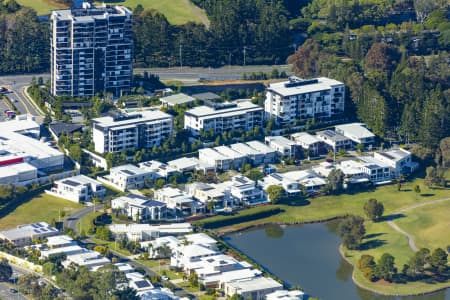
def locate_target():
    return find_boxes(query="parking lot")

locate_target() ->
[0,98,12,121]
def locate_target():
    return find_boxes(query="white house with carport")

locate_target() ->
[111,194,167,221]
[335,123,375,147]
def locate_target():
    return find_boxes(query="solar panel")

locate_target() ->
[271,173,283,181]
[235,177,248,184]
[134,281,151,288]
[64,179,81,187]
[122,170,135,176]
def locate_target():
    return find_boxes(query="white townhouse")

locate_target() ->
[265,136,298,158]
[316,130,352,151]
[154,187,202,216]
[92,110,173,154]
[46,175,106,203]
[266,290,305,300]
[184,100,263,136]
[0,222,60,247]
[198,148,233,171]
[170,243,218,269]
[265,76,345,125]
[290,132,323,158]
[224,277,283,300]
[108,223,192,242]
[261,170,326,196]
[185,182,229,209]
[246,141,278,164]
[98,164,153,191]
[214,146,248,169]
[227,175,267,206]
[138,160,178,179]
[111,194,167,221]
[335,123,375,147]
[373,148,418,177]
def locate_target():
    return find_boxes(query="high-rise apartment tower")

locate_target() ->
[50,3,132,97]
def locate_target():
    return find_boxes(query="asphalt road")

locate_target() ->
[64,204,103,234]
[0,65,292,116]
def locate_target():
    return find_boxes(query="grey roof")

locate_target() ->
[191,92,221,101]
[160,93,195,106]
[49,122,83,137]
[316,130,350,142]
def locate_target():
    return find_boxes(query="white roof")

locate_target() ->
[185,100,262,118]
[290,132,321,146]
[46,235,75,247]
[199,148,230,161]
[167,157,200,171]
[266,290,305,300]
[109,223,192,235]
[160,93,195,106]
[377,148,411,162]
[214,146,247,159]
[268,77,343,97]
[110,164,152,177]
[184,233,217,246]
[231,143,261,156]
[41,245,84,257]
[204,268,262,285]
[0,163,36,177]
[335,123,375,139]
[228,276,282,292]
[56,175,102,187]
[180,244,217,258]
[246,140,277,154]
[0,222,58,241]
[93,110,172,128]
[265,136,296,148]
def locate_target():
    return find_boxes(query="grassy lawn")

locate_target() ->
[202,178,450,233]
[395,200,450,250]
[90,238,133,256]
[16,0,67,15]
[343,221,415,267]
[97,0,208,25]
[0,193,82,230]
[77,210,103,234]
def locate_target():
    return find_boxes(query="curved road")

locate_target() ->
[387,197,450,252]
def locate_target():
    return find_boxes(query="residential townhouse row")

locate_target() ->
[0,222,181,300]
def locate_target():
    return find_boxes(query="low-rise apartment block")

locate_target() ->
[108,223,192,242]
[111,194,167,221]
[265,76,345,125]
[46,175,106,203]
[92,110,173,154]
[184,100,263,136]
[373,148,418,177]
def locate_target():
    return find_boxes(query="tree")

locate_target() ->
[430,248,448,275]
[375,253,396,282]
[440,137,450,168]
[407,248,430,277]
[364,199,384,222]
[266,185,284,204]
[338,215,365,250]
[414,185,421,199]
[153,178,165,189]
[327,169,345,194]
[42,262,56,276]
[424,166,438,188]
[206,200,215,213]
[396,181,401,191]
[0,259,12,281]
[247,169,264,182]
[358,255,377,281]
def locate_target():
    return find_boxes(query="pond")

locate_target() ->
[224,223,450,300]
